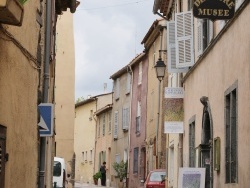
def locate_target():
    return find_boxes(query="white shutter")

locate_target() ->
[126,73,131,93]
[175,11,194,68]
[122,107,129,130]
[197,19,203,57]
[167,21,188,73]
[208,20,213,43]
[114,111,118,139]
[115,78,120,99]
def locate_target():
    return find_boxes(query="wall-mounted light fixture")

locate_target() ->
[0,0,24,26]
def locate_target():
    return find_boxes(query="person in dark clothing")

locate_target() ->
[100,161,107,186]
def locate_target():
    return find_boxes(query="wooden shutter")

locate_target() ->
[175,11,194,68]
[208,20,213,43]
[114,111,118,139]
[126,73,131,93]
[197,19,203,57]
[167,21,188,73]
[122,107,129,130]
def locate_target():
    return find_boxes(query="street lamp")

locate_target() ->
[154,58,166,169]
[154,58,166,82]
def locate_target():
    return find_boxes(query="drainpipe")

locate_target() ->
[39,0,52,187]
[127,65,133,182]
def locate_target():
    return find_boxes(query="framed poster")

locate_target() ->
[178,168,205,188]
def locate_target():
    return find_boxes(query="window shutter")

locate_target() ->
[208,20,213,43]
[175,11,194,68]
[126,73,131,93]
[167,21,188,73]
[115,78,120,99]
[197,19,203,56]
[114,111,118,139]
[122,107,129,130]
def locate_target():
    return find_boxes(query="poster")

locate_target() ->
[164,87,184,133]
[178,168,206,188]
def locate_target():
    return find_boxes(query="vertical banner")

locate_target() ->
[164,87,184,133]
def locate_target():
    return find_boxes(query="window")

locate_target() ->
[133,147,139,173]
[189,121,195,167]
[102,114,106,136]
[126,72,131,94]
[150,91,154,120]
[89,110,93,121]
[115,154,120,163]
[90,150,93,162]
[136,101,141,133]
[114,111,118,139]
[188,0,193,10]
[122,106,130,130]
[108,111,112,133]
[98,118,101,137]
[115,78,120,100]
[225,85,237,183]
[197,19,213,56]
[124,149,128,162]
[82,152,84,162]
[85,151,88,161]
[138,62,142,85]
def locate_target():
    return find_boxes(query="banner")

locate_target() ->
[164,87,184,133]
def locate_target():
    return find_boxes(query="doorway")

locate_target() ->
[200,97,213,188]
[0,125,6,188]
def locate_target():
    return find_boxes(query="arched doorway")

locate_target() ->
[200,96,213,188]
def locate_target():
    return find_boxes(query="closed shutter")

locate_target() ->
[208,20,213,43]
[197,19,203,56]
[167,21,188,73]
[122,107,129,130]
[114,111,118,139]
[115,78,120,99]
[175,11,194,68]
[126,73,131,93]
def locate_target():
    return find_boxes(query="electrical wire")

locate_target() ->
[77,0,150,11]
[0,25,41,70]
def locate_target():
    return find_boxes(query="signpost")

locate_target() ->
[193,0,235,21]
[38,103,54,137]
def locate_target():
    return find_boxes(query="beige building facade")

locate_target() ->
[74,93,112,184]
[55,10,75,187]
[141,19,167,173]
[74,98,96,183]
[153,0,249,187]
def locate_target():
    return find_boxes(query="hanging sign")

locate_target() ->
[164,87,184,134]
[193,0,235,21]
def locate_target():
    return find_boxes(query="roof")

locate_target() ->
[109,53,146,80]
[94,104,112,116]
[75,92,112,108]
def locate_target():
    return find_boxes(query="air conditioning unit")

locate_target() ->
[0,0,24,26]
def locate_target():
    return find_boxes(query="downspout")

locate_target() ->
[127,65,133,185]
[39,0,52,187]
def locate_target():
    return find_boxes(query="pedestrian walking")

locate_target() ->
[100,161,107,186]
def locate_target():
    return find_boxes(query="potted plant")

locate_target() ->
[113,160,128,187]
[93,171,102,185]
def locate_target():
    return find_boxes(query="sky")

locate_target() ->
[73,0,158,100]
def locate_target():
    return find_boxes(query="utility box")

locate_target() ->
[0,0,24,26]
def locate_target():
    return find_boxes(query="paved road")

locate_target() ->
[74,182,114,188]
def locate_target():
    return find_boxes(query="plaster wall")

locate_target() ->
[55,11,75,182]
[128,56,148,188]
[110,71,130,187]
[183,3,250,187]
[74,101,96,183]
[0,1,41,187]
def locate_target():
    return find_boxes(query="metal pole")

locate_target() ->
[156,79,161,169]
[39,0,52,187]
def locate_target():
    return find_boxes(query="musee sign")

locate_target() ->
[193,0,235,21]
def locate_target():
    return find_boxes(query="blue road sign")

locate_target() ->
[38,103,54,137]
